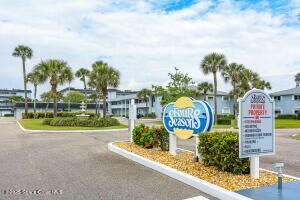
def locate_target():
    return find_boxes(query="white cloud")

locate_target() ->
[0,0,299,97]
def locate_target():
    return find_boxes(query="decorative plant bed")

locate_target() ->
[113,141,294,191]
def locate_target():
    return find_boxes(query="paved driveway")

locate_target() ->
[0,118,211,200]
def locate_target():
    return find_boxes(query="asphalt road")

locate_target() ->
[0,118,212,200]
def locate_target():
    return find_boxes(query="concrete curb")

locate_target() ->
[108,142,252,200]
[16,121,128,133]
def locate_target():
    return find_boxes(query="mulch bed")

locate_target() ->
[114,141,294,191]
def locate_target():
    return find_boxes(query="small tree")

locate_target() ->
[200,53,227,124]
[63,91,85,103]
[88,61,120,117]
[35,59,73,117]
[137,88,152,113]
[75,68,90,99]
[152,67,199,105]
[27,69,44,115]
[12,45,33,118]
[197,82,213,100]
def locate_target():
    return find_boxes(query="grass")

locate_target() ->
[151,119,300,129]
[19,119,128,131]
[275,119,300,129]
[290,134,300,140]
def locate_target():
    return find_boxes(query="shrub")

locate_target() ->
[3,113,14,117]
[132,124,169,150]
[140,129,154,148]
[198,131,250,174]
[152,126,169,151]
[217,114,235,120]
[297,113,300,120]
[42,117,120,127]
[217,118,231,125]
[276,114,296,119]
[132,124,147,146]
[23,112,96,119]
[143,112,156,119]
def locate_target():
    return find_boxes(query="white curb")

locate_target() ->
[108,142,252,200]
[16,121,128,133]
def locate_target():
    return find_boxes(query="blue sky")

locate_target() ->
[0,0,299,96]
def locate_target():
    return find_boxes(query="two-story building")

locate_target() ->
[0,89,31,116]
[269,85,300,116]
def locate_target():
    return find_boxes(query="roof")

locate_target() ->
[269,87,300,96]
[14,102,102,109]
[188,85,229,95]
[0,89,32,93]
[59,87,137,94]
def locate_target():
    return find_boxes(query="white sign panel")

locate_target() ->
[239,89,275,158]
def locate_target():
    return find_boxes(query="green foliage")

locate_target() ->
[297,113,300,120]
[217,114,235,120]
[8,96,26,103]
[132,124,169,151]
[43,117,120,127]
[152,126,169,151]
[3,113,14,117]
[22,112,96,119]
[197,82,213,95]
[276,114,297,120]
[217,118,231,125]
[63,91,85,103]
[198,131,250,174]
[152,67,199,105]
[143,112,156,118]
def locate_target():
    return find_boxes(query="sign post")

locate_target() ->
[163,97,213,157]
[129,99,137,142]
[239,88,275,179]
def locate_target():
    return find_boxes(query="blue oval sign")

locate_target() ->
[163,97,213,139]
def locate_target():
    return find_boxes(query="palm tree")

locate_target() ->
[197,82,213,100]
[12,45,33,118]
[137,88,152,113]
[200,53,227,124]
[75,68,90,99]
[222,63,245,116]
[295,72,300,87]
[35,59,73,117]
[88,61,120,117]
[27,69,44,116]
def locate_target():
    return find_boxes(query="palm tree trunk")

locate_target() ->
[22,57,28,118]
[233,83,237,119]
[213,72,217,125]
[51,83,58,117]
[83,78,87,100]
[33,84,37,117]
[102,89,107,117]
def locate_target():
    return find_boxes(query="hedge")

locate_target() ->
[132,124,169,151]
[217,118,231,125]
[23,112,96,119]
[198,131,250,174]
[276,114,297,119]
[143,112,156,119]
[3,113,14,117]
[217,114,235,120]
[43,117,120,127]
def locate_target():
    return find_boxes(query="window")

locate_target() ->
[294,95,300,100]
[274,96,281,101]
[222,96,229,101]
[275,110,281,114]
[222,107,230,114]
[207,96,214,100]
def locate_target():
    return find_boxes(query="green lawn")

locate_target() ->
[274,119,300,129]
[19,119,128,131]
[149,119,300,129]
[290,134,300,140]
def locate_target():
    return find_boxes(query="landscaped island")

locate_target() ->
[114,124,294,191]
